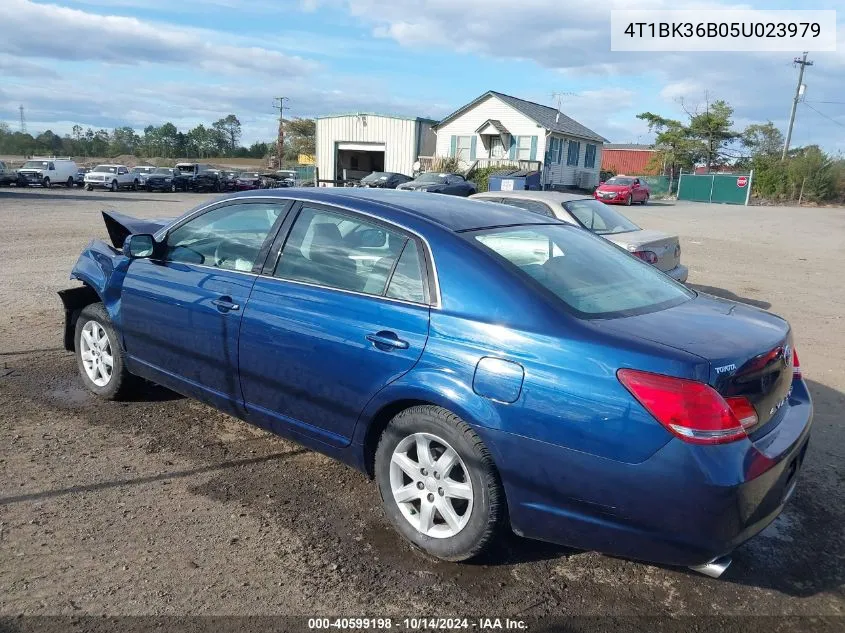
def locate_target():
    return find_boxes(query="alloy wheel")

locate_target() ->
[389,432,474,538]
[79,320,114,387]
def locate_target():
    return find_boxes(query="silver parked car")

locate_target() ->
[471,190,688,283]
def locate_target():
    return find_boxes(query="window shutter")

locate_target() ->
[470,136,477,160]
[508,135,516,160]
[557,139,564,164]
[449,135,457,157]
[529,136,538,161]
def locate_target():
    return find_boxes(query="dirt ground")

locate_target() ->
[0,188,843,625]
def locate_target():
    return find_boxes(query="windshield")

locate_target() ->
[240,172,259,178]
[416,173,447,183]
[22,161,49,169]
[361,172,391,183]
[92,165,117,173]
[131,167,153,173]
[470,224,692,318]
[605,177,635,186]
[152,168,172,175]
[563,199,640,235]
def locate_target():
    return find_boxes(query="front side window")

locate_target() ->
[471,224,692,318]
[499,198,555,218]
[164,202,287,272]
[563,199,640,235]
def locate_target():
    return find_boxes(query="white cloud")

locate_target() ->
[0,0,319,77]
[334,0,845,150]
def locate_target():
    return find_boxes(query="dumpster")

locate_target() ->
[488,169,541,192]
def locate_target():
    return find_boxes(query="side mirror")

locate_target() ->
[599,181,605,185]
[123,234,155,259]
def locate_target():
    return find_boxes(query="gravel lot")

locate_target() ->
[1,188,843,624]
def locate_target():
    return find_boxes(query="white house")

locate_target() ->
[431,91,607,189]
[315,113,437,184]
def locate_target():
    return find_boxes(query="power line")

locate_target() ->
[805,100,845,106]
[802,102,845,130]
[782,52,813,159]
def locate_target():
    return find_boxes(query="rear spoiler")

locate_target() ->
[102,211,169,249]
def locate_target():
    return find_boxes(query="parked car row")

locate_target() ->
[0,157,300,194]
[354,171,477,197]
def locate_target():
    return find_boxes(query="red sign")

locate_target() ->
[737,176,748,188]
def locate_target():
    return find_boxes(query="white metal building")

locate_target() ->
[315,113,437,184]
[433,91,607,189]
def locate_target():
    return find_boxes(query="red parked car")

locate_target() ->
[594,176,650,206]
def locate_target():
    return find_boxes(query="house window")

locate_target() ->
[547,137,559,164]
[567,141,581,166]
[456,136,473,160]
[585,144,597,168]
[517,136,533,160]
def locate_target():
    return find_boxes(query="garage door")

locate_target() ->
[337,143,386,152]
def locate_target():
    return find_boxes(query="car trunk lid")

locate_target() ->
[607,229,680,273]
[593,293,794,432]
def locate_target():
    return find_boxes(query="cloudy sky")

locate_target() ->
[0,0,843,151]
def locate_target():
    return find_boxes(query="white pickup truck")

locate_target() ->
[84,164,139,191]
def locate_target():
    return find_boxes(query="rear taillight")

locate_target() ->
[632,250,658,265]
[617,369,754,444]
[792,348,801,380]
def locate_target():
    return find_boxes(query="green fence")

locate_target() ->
[640,175,674,197]
[677,173,752,205]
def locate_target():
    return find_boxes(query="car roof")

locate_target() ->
[226,188,554,232]
[471,190,592,203]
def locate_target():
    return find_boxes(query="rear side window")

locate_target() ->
[471,224,692,318]
[386,240,426,303]
[276,206,426,300]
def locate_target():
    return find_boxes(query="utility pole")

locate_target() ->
[18,105,26,134]
[782,52,813,160]
[273,96,289,169]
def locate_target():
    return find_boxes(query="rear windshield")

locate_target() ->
[470,224,692,318]
[361,172,391,183]
[562,199,640,235]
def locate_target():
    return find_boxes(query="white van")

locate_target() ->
[17,157,79,188]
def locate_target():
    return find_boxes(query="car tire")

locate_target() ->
[74,302,133,400]
[110,180,118,192]
[42,178,51,189]
[170,183,176,193]
[641,194,649,205]
[625,194,632,206]
[375,405,504,562]
[66,177,74,188]
[85,185,93,191]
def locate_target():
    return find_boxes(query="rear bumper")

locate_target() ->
[478,382,812,567]
[665,264,689,283]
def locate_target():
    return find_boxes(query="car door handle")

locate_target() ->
[366,331,409,350]
[212,297,240,311]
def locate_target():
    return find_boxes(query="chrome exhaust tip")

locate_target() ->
[689,555,732,578]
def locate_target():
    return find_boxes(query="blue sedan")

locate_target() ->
[59,189,812,574]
